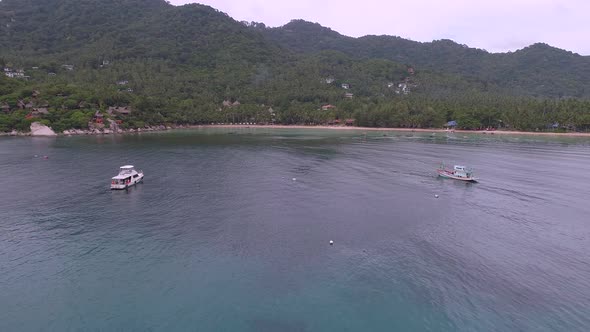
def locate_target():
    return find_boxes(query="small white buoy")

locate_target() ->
[329,240,334,245]
[435,194,439,198]
[292,178,297,181]
[34,155,38,158]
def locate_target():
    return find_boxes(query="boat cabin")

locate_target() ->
[111,165,138,185]
[453,165,472,178]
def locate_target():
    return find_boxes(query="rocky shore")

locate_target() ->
[62,124,172,136]
[0,122,176,137]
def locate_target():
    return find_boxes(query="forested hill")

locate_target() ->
[1,0,590,133]
[0,0,284,67]
[260,20,590,98]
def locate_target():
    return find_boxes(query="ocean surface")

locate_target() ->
[1,128,590,331]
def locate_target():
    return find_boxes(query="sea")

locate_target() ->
[1,128,589,331]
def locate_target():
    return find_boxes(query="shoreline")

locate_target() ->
[2,124,590,138]
[193,125,590,137]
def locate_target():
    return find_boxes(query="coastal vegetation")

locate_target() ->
[1,0,590,133]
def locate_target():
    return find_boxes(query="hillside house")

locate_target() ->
[396,83,410,95]
[4,67,25,78]
[93,111,104,124]
[341,83,350,89]
[17,100,33,109]
[345,119,355,126]
[31,108,49,117]
[221,100,241,108]
[62,64,74,71]
[407,67,415,75]
[324,77,335,84]
[107,106,132,116]
[322,104,336,111]
[344,93,354,99]
[117,80,129,85]
[1,103,11,113]
[48,72,57,76]
[445,120,458,128]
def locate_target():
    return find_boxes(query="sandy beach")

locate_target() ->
[3,124,589,138]
[197,124,590,137]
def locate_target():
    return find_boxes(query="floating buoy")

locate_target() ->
[329,240,334,245]
[292,178,296,181]
[43,156,49,159]
[34,155,38,158]
[435,194,439,198]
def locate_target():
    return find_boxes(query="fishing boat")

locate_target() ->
[110,165,144,190]
[437,164,477,182]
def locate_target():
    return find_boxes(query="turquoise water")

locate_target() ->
[1,129,589,331]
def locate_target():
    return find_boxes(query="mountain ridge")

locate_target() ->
[1,0,590,133]
[257,19,590,98]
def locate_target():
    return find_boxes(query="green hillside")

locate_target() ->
[261,20,590,98]
[1,0,590,133]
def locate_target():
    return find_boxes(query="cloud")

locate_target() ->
[169,0,590,55]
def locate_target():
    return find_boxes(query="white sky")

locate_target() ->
[169,0,590,55]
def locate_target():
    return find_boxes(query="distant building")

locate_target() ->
[445,120,458,128]
[3,67,25,78]
[62,64,74,71]
[93,111,104,124]
[17,100,33,109]
[324,77,335,84]
[396,83,410,95]
[345,119,355,126]
[341,83,350,90]
[221,100,241,108]
[344,93,354,99]
[32,108,49,116]
[321,104,336,111]
[1,103,11,113]
[107,106,132,115]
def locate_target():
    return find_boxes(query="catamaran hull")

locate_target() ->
[110,174,144,190]
[437,170,477,182]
